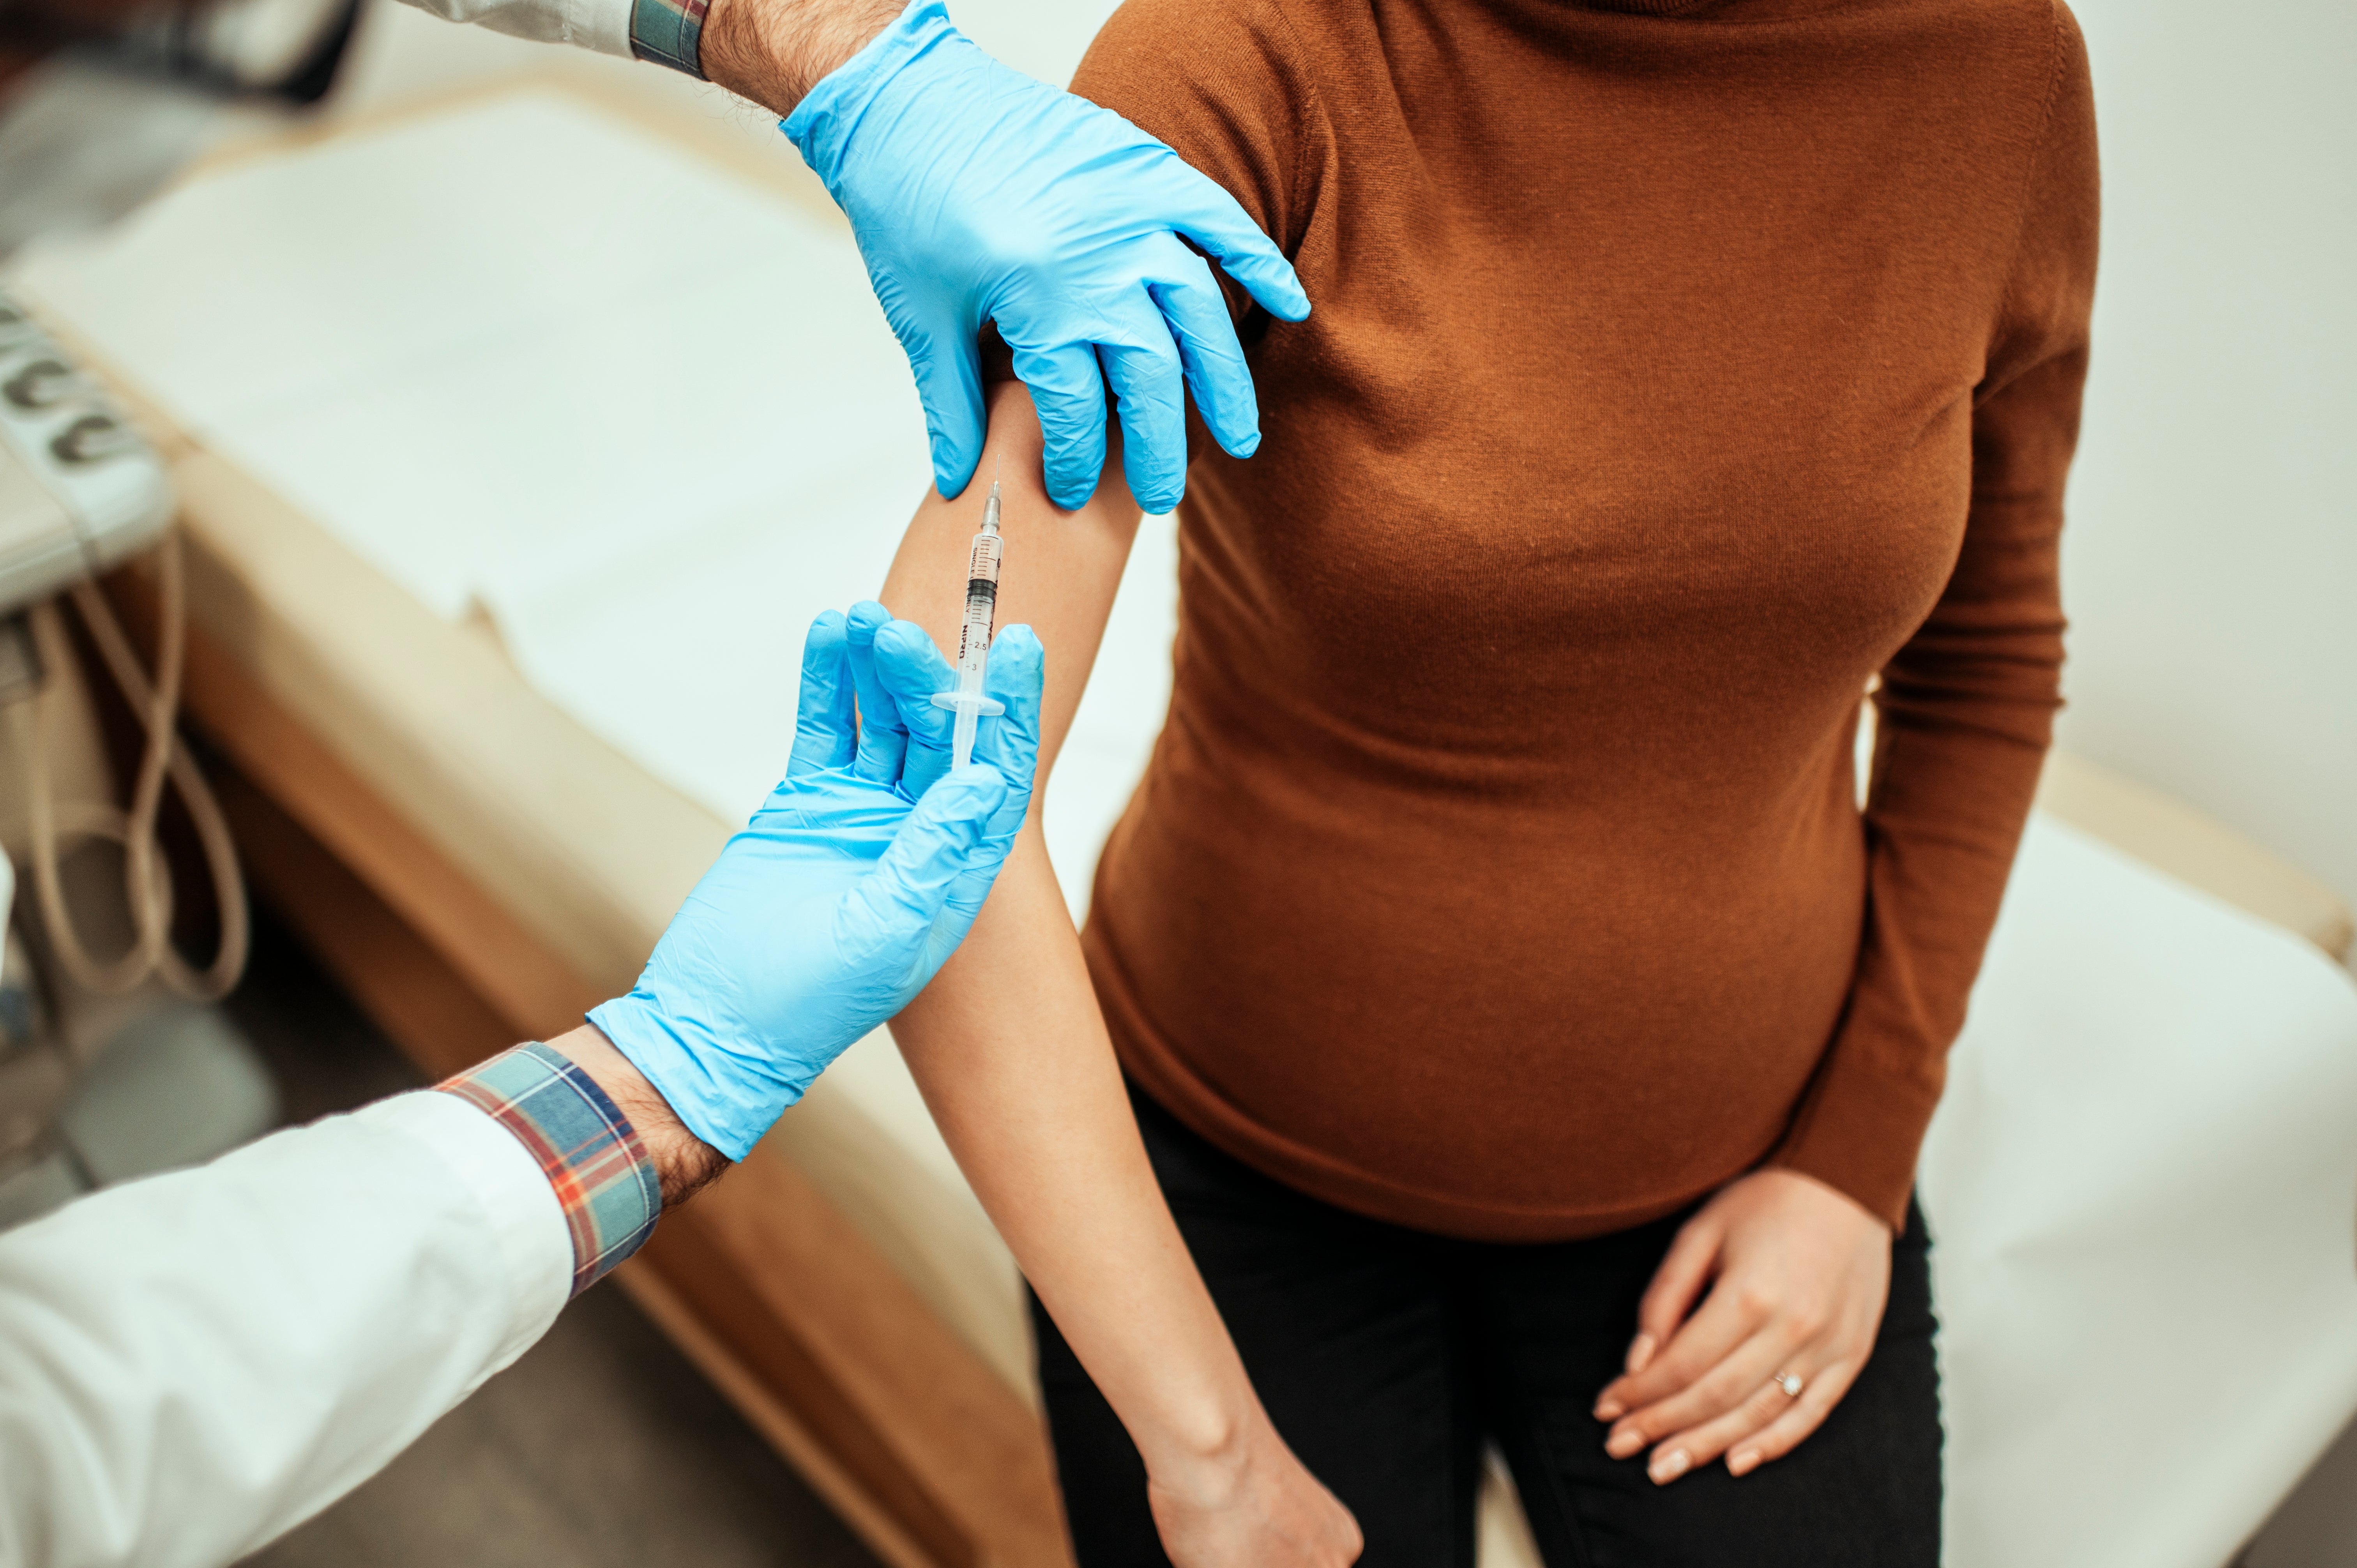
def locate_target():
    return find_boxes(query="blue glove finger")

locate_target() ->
[1153,258,1263,462]
[839,766,1009,966]
[1158,169,1313,323]
[1008,337,1110,512]
[941,626,1042,925]
[1098,303,1190,514]
[905,313,988,501]
[970,625,1044,835]
[845,599,909,786]
[787,609,858,777]
[871,618,959,800]
[786,1,1302,506]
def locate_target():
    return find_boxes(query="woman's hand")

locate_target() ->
[1591,1170,1891,1483]
[1146,1409,1362,1567]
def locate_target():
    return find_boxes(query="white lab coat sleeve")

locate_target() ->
[392,0,633,61]
[0,1091,574,1568]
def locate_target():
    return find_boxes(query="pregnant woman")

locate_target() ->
[862,0,2096,1561]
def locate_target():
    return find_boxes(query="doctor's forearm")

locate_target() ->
[700,0,900,117]
[544,1023,728,1208]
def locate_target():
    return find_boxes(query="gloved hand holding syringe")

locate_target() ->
[929,468,1006,768]
[841,465,1039,809]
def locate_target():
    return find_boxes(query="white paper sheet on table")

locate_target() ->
[10,90,1174,906]
[1924,818,2357,1568]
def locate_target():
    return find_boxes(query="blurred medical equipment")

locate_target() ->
[930,474,1004,769]
[0,0,359,257]
[0,289,258,1230]
[782,0,1310,513]
[0,294,170,615]
[3,0,363,101]
[0,0,351,1233]
[0,288,246,1003]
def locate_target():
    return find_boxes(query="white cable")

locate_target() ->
[18,530,248,1005]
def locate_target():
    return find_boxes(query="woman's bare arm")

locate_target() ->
[880,380,1357,1566]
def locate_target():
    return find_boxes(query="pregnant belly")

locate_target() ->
[1085,755,1868,1235]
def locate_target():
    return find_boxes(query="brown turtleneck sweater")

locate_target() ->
[1071,0,2097,1237]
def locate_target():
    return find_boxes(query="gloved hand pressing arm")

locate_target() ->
[780,0,1311,514]
[590,603,1043,1160]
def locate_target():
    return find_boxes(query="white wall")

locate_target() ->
[2057,0,2357,906]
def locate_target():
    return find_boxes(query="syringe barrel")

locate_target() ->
[957,530,1003,666]
[957,586,994,665]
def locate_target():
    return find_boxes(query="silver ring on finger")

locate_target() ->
[1772,1371,1804,1399]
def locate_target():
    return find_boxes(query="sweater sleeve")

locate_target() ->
[1772,4,2099,1227]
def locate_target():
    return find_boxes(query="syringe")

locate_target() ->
[929,475,1007,768]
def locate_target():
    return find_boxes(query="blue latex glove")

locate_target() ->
[589,606,1042,1160]
[783,0,1311,514]
[852,602,1006,805]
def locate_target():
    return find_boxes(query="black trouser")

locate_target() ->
[1032,1088,1941,1568]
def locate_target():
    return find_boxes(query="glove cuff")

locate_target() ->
[780,0,962,187]
[587,995,798,1162]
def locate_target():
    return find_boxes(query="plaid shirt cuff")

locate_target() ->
[438,1043,661,1297]
[629,0,709,77]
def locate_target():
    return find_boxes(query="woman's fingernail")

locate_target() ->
[1593,1396,1624,1422]
[1625,1334,1656,1374]
[1649,1448,1691,1485]
[1728,1448,1760,1477]
[1606,1428,1645,1460]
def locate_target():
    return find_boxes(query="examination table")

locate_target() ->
[13,83,2356,1568]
